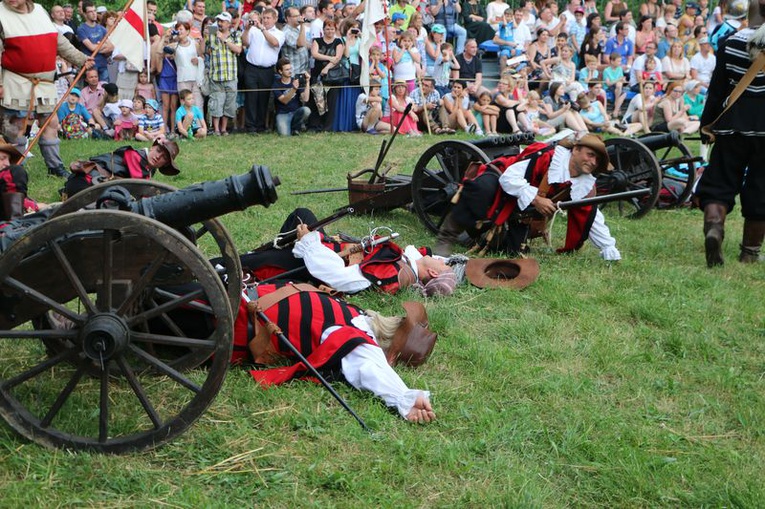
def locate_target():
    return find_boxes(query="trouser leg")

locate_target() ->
[38,137,68,177]
[739,220,765,263]
[703,202,727,267]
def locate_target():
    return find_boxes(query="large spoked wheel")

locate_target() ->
[648,137,699,207]
[48,179,242,372]
[412,140,491,234]
[0,211,232,453]
[596,137,662,219]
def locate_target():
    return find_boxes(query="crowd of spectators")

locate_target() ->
[48,0,730,140]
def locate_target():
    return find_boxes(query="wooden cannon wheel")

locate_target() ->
[411,140,491,234]
[0,211,233,453]
[46,179,242,372]
[646,136,699,207]
[596,138,662,219]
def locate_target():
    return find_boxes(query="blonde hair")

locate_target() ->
[363,310,404,349]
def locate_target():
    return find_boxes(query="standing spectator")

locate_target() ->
[460,0,497,45]
[604,21,634,71]
[689,36,715,91]
[222,0,243,19]
[393,32,421,92]
[176,88,208,139]
[51,5,74,40]
[154,30,180,134]
[243,8,284,133]
[272,57,311,136]
[429,0,467,54]
[190,0,206,39]
[76,1,112,81]
[334,21,363,132]
[424,24,447,76]
[389,0,417,30]
[147,0,164,37]
[63,3,79,32]
[281,7,311,75]
[453,39,485,98]
[310,0,333,41]
[172,22,204,109]
[309,19,344,131]
[206,11,242,136]
[136,99,166,142]
[136,71,157,102]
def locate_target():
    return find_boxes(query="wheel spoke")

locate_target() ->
[1,348,79,390]
[49,241,97,315]
[115,355,163,429]
[40,357,90,428]
[421,167,449,186]
[1,276,85,325]
[422,199,448,213]
[99,360,110,443]
[153,288,215,314]
[127,287,206,326]
[130,331,216,350]
[116,250,171,316]
[128,344,202,393]
[195,223,209,239]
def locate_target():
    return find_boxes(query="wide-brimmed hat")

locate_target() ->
[0,143,23,165]
[145,98,160,111]
[117,99,133,109]
[152,138,180,176]
[386,302,437,367]
[392,78,408,88]
[574,133,610,175]
[465,258,540,289]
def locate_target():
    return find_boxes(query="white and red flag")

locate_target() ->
[109,0,148,72]
[360,0,386,94]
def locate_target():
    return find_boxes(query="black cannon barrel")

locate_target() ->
[635,131,681,151]
[129,165,280,227]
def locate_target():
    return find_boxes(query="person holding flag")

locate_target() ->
[0,0,93,177]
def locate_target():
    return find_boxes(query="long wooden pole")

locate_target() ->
[20,0,138,164]
[417,78,432,135]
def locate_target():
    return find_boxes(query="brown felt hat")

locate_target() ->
[465,258,540,289]
[574,134,610,175]
[152,138,180,176]
[0,143,23,165]
[386,302,437,367]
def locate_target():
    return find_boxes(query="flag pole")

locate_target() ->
[381,1,392,119]
[20,0,139,164]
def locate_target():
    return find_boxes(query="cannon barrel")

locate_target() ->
[635,131,682,152]
[128,165,280,227]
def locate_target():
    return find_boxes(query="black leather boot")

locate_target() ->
[1,192,25,221]
[703,203,727,267]
[434,212,465,257]
[739,220,765,263]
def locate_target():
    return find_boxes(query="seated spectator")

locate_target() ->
[113,99,139,141]
[604,21,635,71]
[58,88,97,140]
[133,95,146,117]
[656,4,678,34]
[584,79,608,109]
[607,9,636,43]
[410,77,447,134]
[576,92,641,135]
[577,54,599,90]
[603,51,627,117]
[521,90,556,135]
[684,25,707,58]
[273,58,311,137]
[652,81,700,134]
[424,24,447,77]
[542,44,584,101]
[433,42,460,97]
[527,28,552,87]
[639,56,664,93]
[175,88,208,139]
[494,8,531,75]
[657,23,680,59]
[689,36,715,91]
[567,6,587,60]
[355,80,392,134]
[79,68,107,128]
[461,0,498,45]
[541,81,588,133]
[492,76,526,134]
[390,79,422,136]
[136,99,166,142]
[629,41,663,91]
[682,79,704,119]
[581,26,605,66]
[486,0,510,30]
[662,38,691,81]
[623,80,659,134]
[634,15,657,55]
[472,90,500,135]
[428,0,467,54]
[441,79,483,135]
[452,39,487,99]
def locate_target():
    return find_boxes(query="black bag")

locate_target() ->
[349,62,362,86]
[323,60,349,86]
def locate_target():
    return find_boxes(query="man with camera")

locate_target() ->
[206,11,242,136]
[272,57,311,136]
[281,7,311,75]
[243,8,285,133]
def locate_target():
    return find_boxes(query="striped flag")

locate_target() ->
[109,0,147,72]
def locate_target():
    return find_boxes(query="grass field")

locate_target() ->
[1,133,763,508]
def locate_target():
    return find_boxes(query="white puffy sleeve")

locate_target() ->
[292,231,372,293]
[498,159,537,210]
[588,209,621,261]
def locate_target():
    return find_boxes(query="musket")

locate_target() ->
[242,290,370,432]
[248,206,355,253]
[336,233,400,259]
[556,188,652,210]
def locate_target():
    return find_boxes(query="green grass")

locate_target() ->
[1,133,764,508]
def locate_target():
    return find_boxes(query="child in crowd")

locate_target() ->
[57,87,96,139]
[355,81,392,134]
[392,32,421,93]
[521,90,555,136]
[577,92,641,135]
[369,46,391,104]
[472,91,500,136]
[442,80,483,136]
[433,42,459,98]
[133,95,146,117]
[136,99,166,142]
[683,79,704,119]
[578,54,600,90]
[495,9,524,75]
[113,99,139,140]
[135,71,156,102]
[603,51,627,118]
[508,71,529,100]
[175,88,208,139]
[640,56,664,93]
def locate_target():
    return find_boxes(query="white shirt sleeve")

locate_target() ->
[292,231,372,293]
[498,158,538,210]
[340,342,431,420]
[588,209,621,260]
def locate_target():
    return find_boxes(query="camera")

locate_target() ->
[170,29,179,36]
[248,19,255,26]
[350,28,360,35]
[297,74,307,87]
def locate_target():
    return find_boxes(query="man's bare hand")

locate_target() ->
[296,223,310,240]
[84,58,96,69]
[532,195,557,216]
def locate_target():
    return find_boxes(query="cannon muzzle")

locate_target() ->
[125,165,280,227]
[635,131,682,152]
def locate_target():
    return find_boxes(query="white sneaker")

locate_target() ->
[475,128,485,136]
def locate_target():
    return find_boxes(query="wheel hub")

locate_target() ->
[80,313,130,361]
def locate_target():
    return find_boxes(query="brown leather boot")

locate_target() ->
[434,212,464,257]
[739,220,765,263]
[703,203,727,267]
[1,192,24,221]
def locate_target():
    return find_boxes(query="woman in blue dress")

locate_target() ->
[333,21,363,132]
